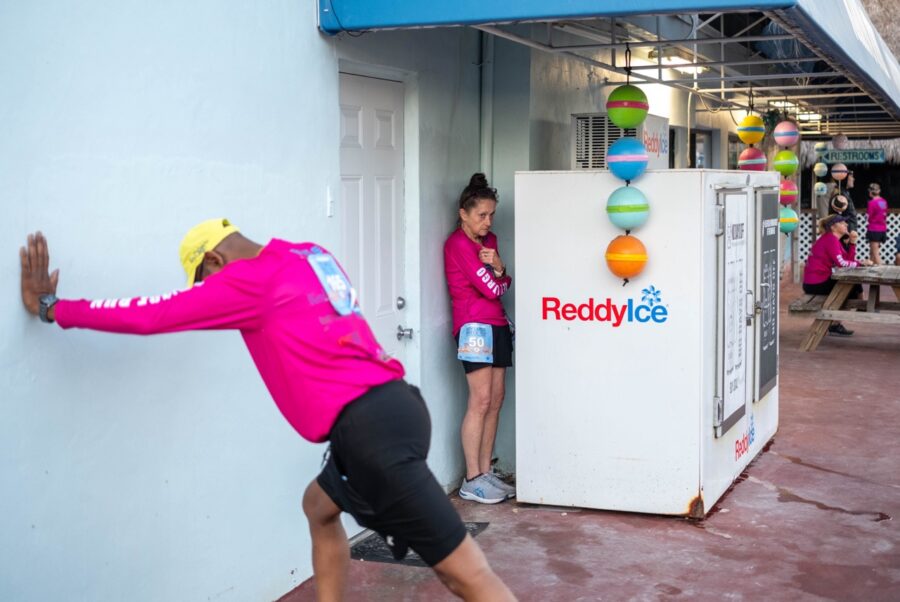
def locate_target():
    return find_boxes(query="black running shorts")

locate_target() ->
[456,323,513,374]
[866,230,886,243]
[317,380,467,566]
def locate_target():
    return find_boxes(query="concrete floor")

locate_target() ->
[282,278,900,601]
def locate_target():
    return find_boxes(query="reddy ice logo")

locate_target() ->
[541,285,669,327]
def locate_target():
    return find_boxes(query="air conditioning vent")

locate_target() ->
[572,113,637,169]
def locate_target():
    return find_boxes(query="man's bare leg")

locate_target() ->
[433,535,516,601]
[302,480,349,602]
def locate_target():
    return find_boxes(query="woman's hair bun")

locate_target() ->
[469,173,489,189]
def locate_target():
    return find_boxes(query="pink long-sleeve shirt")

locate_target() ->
[803,233,859,285]
[443,228,511,337]
[54,239,405,443]
[867,196,888,232]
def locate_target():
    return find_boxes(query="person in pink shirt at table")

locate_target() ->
[802,214,873,336]
[20,220,515,602]
[865,182,889,264]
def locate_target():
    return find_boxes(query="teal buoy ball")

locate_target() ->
[607,137,649,181]
[606,186,650,230]
[738,147,767,171]
[773,150,799,176]
[813,162,828,177]
[814,182,828,196]
[606,84,649,129]
[814,141,828,155]
[779,207,799,233]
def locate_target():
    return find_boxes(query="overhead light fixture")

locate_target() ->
[647,48,709,75]
[797,113,822,122]
[769,100,797,110]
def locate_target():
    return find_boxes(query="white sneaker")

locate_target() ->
[484,472,516,499]
[458,474,507,504]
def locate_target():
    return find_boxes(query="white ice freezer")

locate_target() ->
[515,169,780,518]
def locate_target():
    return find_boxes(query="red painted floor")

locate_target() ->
[282,277,900,601]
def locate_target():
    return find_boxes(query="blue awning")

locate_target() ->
[319,1,793,33]
[318,0,900,133]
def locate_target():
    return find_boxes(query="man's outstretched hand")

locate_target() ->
[20,232,60,317]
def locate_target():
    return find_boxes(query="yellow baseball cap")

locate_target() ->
[179,218,239,287]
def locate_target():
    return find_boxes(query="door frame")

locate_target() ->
[337,59,422,382]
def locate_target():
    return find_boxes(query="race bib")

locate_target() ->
[458,323,493,363]
[306,250,360,316]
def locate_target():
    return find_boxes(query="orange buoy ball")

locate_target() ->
[605,234,648,279]
[779,207,799,233]
[606,84,649,129]
[738,115,765,145]
[779,180,798,206]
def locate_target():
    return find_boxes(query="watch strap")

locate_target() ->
[39,294,59,323]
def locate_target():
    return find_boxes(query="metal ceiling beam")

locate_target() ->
[699,83,857,93]
[627,56,821,70]
[545,32,794,51]
[689,71,841,82]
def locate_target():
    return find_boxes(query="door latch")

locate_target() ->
[396,325,413,341]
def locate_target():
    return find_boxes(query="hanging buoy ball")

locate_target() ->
[605,235,648,279]
[737,114,765,145]
[773,150,799,176]
[606,186,650,230]
[607,137,649,181]
[814,182,828,196]
[832,133,849,149]
[831,163,849,181]
[814,141,828,155]
[779,180,798,206]
[773,121,800,147]
[738,147,767,171]
[779,207,799,233]
[813,162,829,178]
[606,84,649,129]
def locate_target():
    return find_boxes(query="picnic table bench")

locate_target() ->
[798,266,900,351]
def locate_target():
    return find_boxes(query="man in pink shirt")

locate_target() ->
[20,220,515,601]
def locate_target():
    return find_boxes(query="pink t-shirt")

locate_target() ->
[443,228,511,337]
[867,196,888,232]
[54,239,404,442]
[803,233,859,285]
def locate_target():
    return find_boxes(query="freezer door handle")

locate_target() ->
[746,289,755,325]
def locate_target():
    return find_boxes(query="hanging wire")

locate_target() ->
[625,42,632,84]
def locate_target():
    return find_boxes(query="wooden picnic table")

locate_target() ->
[800,265,900,352]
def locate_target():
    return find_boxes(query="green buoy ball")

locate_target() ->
[606,84,649,129]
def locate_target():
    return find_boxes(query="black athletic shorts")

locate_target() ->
[867,230,886,243]
[317,380,467,566]
[456,323,514,374]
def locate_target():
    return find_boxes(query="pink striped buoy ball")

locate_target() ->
[779,180,798,206]
[738,147,767,171]
[831,163,849,181]
[773,150,799,176]
[773,121,800,147]
[813,162,828,178]
[814,182,828,196]
[606,84,649,129]
[738,114,765,145]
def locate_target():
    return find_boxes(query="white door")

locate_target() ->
[338,73,408,363]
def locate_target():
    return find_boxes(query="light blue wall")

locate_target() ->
[0,3,488,602]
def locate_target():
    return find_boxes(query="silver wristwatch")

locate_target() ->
[39,294,59,323]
